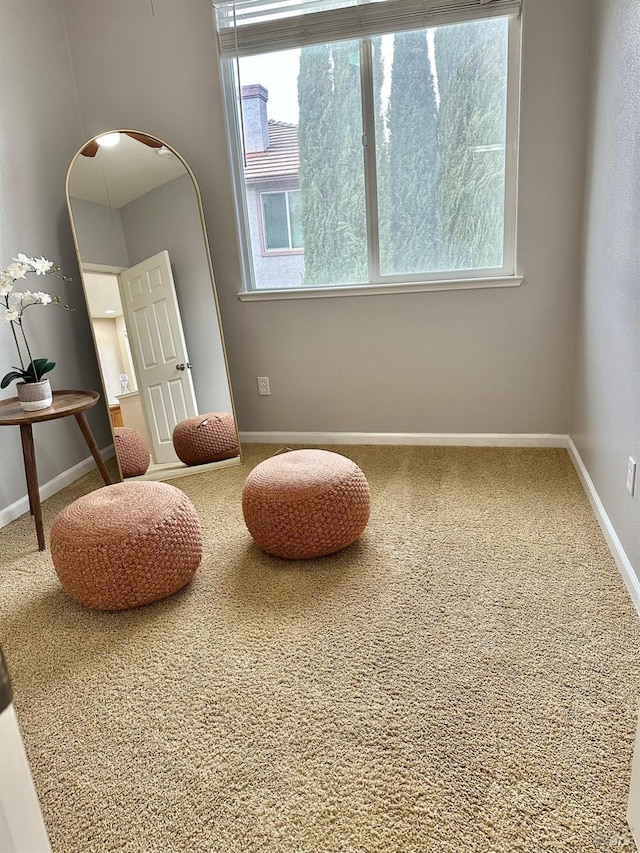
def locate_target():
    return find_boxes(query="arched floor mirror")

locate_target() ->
[66,130,241,483]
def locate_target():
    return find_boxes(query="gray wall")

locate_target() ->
[68,197,130,268]
[570,0,640,574]
[0,0,111,513]
[61,0,592,436]
[120,175,232,414]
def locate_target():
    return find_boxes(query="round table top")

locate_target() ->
[0,390,101,426]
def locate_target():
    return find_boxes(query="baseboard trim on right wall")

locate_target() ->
[566,436,640,616]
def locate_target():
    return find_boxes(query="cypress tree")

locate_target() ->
[372,35,391,276]
[331,42,367,283]
[386,30,440,274]
[298,41,367,285]
[297,43,337,286]
[434,19,509,270]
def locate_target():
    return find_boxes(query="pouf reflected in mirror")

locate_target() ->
[172,412,239,466]
[113,426,150,477]
[242,449,371,559]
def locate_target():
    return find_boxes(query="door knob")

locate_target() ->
[176,363,193,371]
[176,363,185,371]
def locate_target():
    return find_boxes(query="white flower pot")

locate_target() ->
[16,379,53,412]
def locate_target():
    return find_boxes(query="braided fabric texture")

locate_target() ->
[172,412,239,466]
[113,427,150,477]
[242,449,370,559]
[50,482,202,610]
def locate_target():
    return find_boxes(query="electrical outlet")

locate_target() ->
[257,376,270,396]
[627,457,637,496]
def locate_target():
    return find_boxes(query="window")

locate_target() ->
[261,190,303,251]
[216,0,521,293]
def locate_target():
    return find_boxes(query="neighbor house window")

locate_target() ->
[215,0,522,293]
[261,190,303,251]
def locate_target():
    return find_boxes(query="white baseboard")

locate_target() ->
[239,431,568,448]
[566,437,640,616]
[0,444,114,532]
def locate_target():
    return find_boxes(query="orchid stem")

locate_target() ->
[9,321,26,370]
[18,321,34,372]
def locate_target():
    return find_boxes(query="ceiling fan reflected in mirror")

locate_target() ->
[80,131,164,158]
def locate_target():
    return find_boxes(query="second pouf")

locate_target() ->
[242,449,371,559]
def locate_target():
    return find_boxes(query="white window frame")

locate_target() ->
[260,189,302,252]
[218,3,523,300]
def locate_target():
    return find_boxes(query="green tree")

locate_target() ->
[331,42,367,283]
[297,43,336,286]
[434,19,509,270]
[372,35,391,275]
[433,22,477,104]
[386,30,440,274]
[298,41,366,286]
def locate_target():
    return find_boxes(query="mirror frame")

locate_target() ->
[65,129,242,483]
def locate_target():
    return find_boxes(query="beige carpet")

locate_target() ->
[1,445,640,852]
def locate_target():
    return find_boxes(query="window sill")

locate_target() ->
[237,275,524,301]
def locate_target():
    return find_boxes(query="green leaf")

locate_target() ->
[1,371,26,389]
[26,358,55,381]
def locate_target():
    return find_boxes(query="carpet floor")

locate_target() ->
[1,445,640,852]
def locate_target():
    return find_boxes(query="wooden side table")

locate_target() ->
[0,390,111,551]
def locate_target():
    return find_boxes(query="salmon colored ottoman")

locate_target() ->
[50,481,202,610]
[242,449,370,559]
[113,427,150,477]
[172,412,238,466]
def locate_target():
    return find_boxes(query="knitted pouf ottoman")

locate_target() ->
[113,427,150,477]
[50,481,202,610]
[242,449,370,559]
[172,412,238,466]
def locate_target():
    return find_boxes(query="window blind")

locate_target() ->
[215,0,522,58]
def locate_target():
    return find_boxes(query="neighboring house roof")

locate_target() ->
[243,120,299,182]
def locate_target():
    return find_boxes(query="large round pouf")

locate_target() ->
[242,449,370,559]
[172,412,238,466]
[113,426,150,477]
[50,481,202,610]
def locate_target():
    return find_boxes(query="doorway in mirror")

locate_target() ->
[66,130,241,483]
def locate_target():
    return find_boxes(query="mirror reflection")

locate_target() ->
[66,131,241,482]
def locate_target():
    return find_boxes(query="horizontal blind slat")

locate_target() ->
[216,0,521,57]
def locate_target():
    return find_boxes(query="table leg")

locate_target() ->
[19,424,45,551]
[74,411,112,486]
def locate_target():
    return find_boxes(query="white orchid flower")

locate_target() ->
[3,308,18,323]
[32,291,52,305]
[14,253,35,266]
[0,274,13,295]
[31,257,54,275]
[5,262,28,279]
[10,290,36,308]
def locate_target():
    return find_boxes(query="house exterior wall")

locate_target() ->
[570,0,640,578]
[246,178,305,290]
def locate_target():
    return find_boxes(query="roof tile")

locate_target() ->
[243,120,299,181]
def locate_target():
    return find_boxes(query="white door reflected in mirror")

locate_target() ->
[66,130,241,483]
[120,250,197,465]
